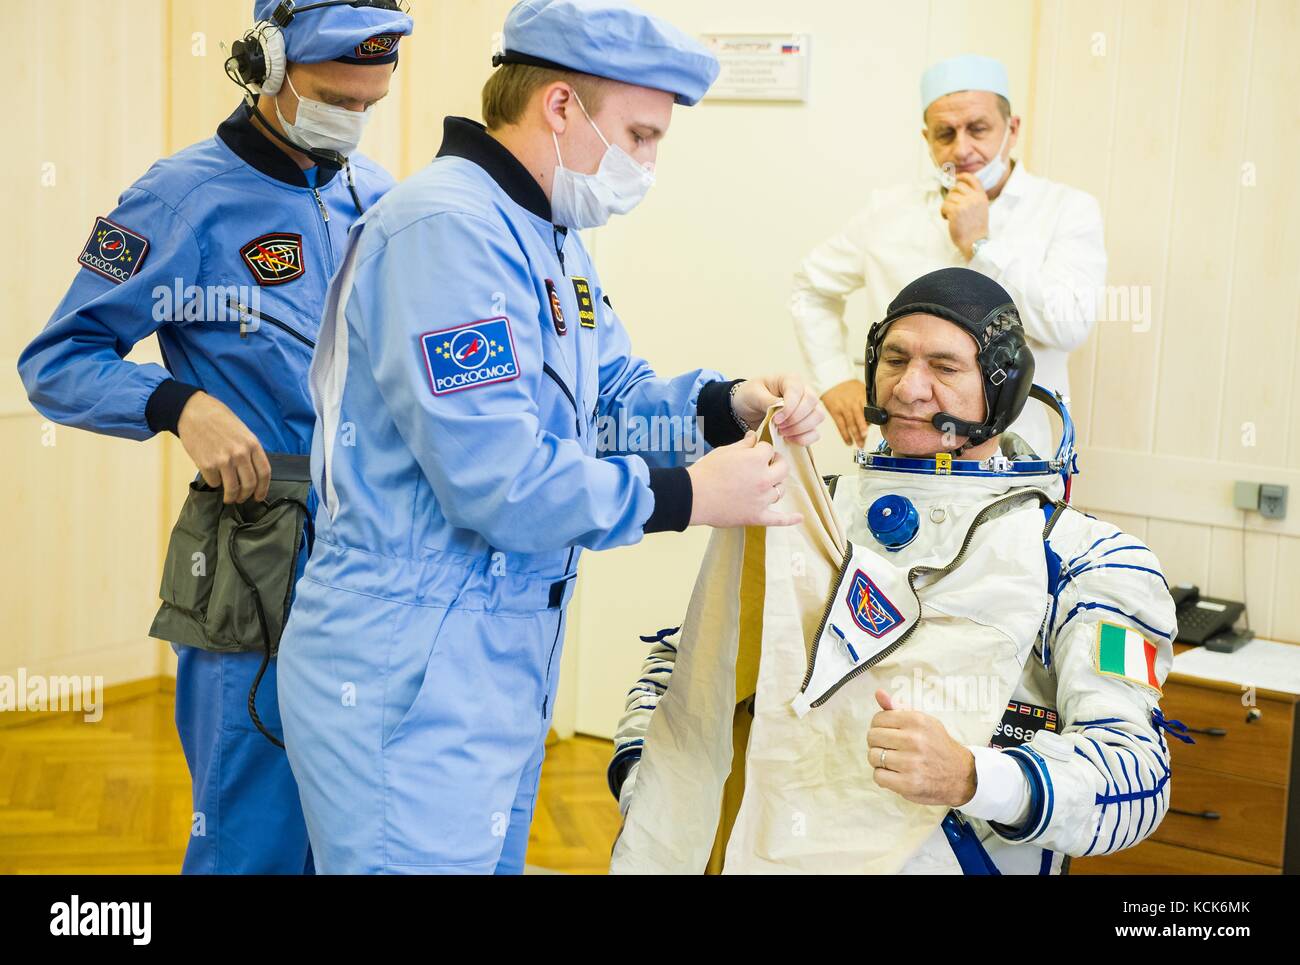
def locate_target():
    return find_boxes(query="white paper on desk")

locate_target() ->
[1172,639,1300,695]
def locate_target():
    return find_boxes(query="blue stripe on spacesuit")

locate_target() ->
[1082,725,1167,849]
[1045,557,1168,670]
[1083,734,1169,853]
[1114,748,1142,851]
[1071,738,1170,856]
[1066,530,1126,567]
[1066,563,1170,590]
[1084,544,1157,565]
[1146,760,1172,839]
[1092,770,1169,806]
[1077,749,1106,857]
[1028,747,1054,840]
[1137,760,1168,843]
[1086,723,1153,743]
[1080,736,1124,854]
[1057,601,1174,643]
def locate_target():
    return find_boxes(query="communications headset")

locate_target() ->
[225,0,409,215]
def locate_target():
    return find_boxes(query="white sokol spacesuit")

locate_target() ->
[608,270,1182,875]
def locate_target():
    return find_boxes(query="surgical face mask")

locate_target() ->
[934,119,1012,192]
[275,72,373,158]
[551,92,655,229]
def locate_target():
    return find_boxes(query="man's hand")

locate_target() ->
[686,431,802,528]
[820,379,868,448]
[867,689,977,808]
[730,374,824,446]
[939,173,991,259]
[176,391,272,505]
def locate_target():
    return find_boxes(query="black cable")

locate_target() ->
[225,51,350,171]
[1240,509,1251,633]
[345,161,364,215]
[243,98,349,171]
[226,496,311,749]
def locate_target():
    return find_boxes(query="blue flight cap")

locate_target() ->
[920,54,1010,112]
[495,0,720,106]
[252,0,414,65]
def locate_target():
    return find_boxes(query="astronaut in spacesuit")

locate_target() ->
[609,267,1184,874]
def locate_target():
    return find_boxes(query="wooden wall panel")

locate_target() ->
[1087,0,1186,454]
[1215,0,1300,466]
[1152,0,1254,457]
[1040,0,1125,447]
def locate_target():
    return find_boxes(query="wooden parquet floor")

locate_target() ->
[0,689,620,874]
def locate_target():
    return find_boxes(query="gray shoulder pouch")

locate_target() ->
[150,453,312,658]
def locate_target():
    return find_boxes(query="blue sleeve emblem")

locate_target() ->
[78,217,149,284]
[421,317,521,395]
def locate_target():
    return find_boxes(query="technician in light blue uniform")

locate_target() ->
[17,0,413,874]
[277,0,825,873]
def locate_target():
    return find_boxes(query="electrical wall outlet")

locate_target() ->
[1259,484,1288,520]
[1233,481,1260,511]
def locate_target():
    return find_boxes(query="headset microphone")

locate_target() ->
[224,0,405,172]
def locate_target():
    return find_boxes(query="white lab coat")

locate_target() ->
[790,163,1106,456]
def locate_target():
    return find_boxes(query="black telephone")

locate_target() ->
[1171,585,1246,645]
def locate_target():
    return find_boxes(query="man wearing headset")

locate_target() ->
[610,269,1180,875]
[16,0,413,874]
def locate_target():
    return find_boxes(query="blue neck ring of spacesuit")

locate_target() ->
[856,384,1079,495]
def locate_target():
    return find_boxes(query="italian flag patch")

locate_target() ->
[1095,621,1160,692]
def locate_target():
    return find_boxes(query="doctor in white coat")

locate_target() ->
[790,54,1106,457]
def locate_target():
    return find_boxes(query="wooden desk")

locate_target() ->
[1073,642,1299,875]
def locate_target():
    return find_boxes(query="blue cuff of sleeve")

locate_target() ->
[145,379,203,436]
[991,746,1054,843]
[697,378,747,449]
[645,467,691,533]
[607,746,643,799]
